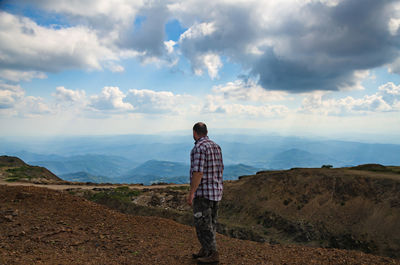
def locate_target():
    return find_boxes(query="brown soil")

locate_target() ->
[1,185,398,265]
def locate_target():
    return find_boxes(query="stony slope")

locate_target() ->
[1,185,398,265]
[220,166,400,258]
[80,165,400,259]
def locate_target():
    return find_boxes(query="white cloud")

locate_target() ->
[10,0,142,27]
[378,82,400,107]
[105,62,125,73]
[388,18,400,35]
[0,83,24,109]
[21,96,52,116]
[164,40,176,54]
[0,11,118,77]
[203,94,289,117]
[192,53,222,79]
[179,22,216,41]
[299,82,400,115]
[88,87,189,114]
[0,83,51,116]
[89,87,133,111]
[53,86,86,103]
[212,79,288,102]
[0,70,47,82]
[125,89,189,114]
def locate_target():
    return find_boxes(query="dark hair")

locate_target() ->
[193,122,208,136]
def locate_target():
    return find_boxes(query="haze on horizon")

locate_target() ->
[0,0,400,143]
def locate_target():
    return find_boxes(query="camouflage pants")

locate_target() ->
[193,197,219,254]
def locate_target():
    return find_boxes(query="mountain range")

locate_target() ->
[1,134,400,184]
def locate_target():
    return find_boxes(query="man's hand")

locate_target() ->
[187,192,195,206]
[188,171,203,207]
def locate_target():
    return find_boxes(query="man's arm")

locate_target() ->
[187,171,203,206]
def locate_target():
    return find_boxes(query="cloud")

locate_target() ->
[3,0,400,94]
[105,62,125,73]
[0,11,118,78]
[53,86,86,103]
[89,87,133,112]
[0,70,47,82]
[6,0,141,29]
[203,94,289,118]
[0,83,24,109]
[117,3,171,59]
[174,0,400,92]
[299,82,400,115]
[253,0,400,92]
[125,89,189,114]
[0,83,51,116]
[88,87,188,114]
[212,79,288,102]
[21,96,52,115]
[1,84,191,116]
[192,53,222,79]
[379,82,400,106]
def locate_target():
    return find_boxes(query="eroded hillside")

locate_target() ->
[221,167,400,258]
[80,166,400,259]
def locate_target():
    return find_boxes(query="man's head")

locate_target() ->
[193,122,208,141]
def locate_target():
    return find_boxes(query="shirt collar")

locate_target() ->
[195,135,208,144]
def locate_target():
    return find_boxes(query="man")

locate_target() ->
[187,122,224,264]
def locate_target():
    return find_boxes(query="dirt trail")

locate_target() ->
[0,179,187,190]
[1,185,398,265]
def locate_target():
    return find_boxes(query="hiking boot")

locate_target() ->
[197,251,219,264]
[192,248,207,259]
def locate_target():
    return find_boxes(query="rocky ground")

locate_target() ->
[77,167,400,259]
[1,185,399,265]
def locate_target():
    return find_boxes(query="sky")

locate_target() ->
[0,0,400,142]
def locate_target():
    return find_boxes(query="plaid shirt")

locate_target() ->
[190,136,224,201]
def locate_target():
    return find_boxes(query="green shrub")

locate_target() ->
[86,187,142,203]
[5,166,32,181]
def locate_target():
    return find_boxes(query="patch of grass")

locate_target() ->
[86,187,142,203]
[351,164,400,174]
[5,166,32,181]
[168,186,189,191]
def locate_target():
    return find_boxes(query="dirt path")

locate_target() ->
[0,179,188,191]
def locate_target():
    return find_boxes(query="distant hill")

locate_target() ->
[0,155,62,183]
[119,160,188,185]
[119,160,261,185]
[268,148,338,169]
[223,164,261,180]
[27,154,135,178]
[3,134,400,168]
[60,172,114,183]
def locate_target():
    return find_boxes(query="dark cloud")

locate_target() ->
[117,4,170,58]
[251,0,400,92]
[179,3,261,63]
[177,0,400,92]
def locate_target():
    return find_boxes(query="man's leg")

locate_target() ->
[211,200,219,237]
[193,197,217,256]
